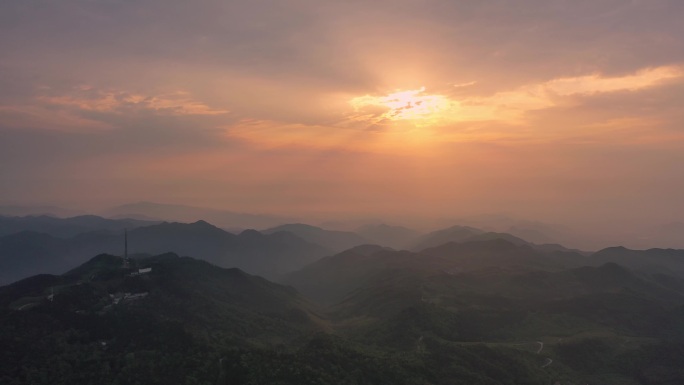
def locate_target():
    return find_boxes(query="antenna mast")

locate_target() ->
[123,229,130,268]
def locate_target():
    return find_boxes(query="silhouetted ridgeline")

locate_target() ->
[0,218,330,285]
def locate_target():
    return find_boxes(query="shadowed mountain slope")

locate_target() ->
[0,253,328,384]
[0,214,159,238]
[591,246,684,277]
[1,253,323,330]
[283,239,586,305]
[408,225,485,251]
[0,220,331,285]
[262,223,370,253]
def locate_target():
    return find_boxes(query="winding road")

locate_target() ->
[535,341,554,368]
[17,303,34,311]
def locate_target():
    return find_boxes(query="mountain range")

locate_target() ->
[4,212,684,384]
[5,232,684,384]
[262,223,371,253]
[103,201,294,230]
[0,219,331,285]
[0,214,158,238]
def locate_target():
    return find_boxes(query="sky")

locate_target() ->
[1,0,684,228]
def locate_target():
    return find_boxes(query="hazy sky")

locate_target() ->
[1,0,683,225]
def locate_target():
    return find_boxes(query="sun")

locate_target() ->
[350,87,453,124]
[379,87,451,120]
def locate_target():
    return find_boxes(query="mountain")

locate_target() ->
[7,238,684,384]
[0,253,567,385]
[355,223,422,249]
[0,214,159,238]
[590,246,684,277]
[0,204,84,218]
[0,267,553,385]
[262,223,370,253]
[329,260,684,346]
[279,241,684,385]
[283,239,584,306]
[314,245,684,348]
[280,244,396,305]
[413,225,584,255]
[104,201,294,230]
[125,221,332,277]
[0,220,331,285]
[419,238,583,271]
[0,231,72,286]
[1,253,322,329]
[462,231,530,245]
[408,225,485,250]
[0,254,328,384]
[451,214,567,242]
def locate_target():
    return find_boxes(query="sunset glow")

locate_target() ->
[350,88,453,123]
[1,0,683,230]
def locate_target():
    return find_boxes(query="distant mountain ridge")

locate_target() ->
[0,214,159,238]
[262,223,370,253]
[0,220,331,285]
[408,225,485,250]
[282,238,584,305]
[591,246,684,276]
[104,201,294,230]
[0,205,84,218]
[411,224,585,254]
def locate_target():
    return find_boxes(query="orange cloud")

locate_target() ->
[221,65,684,154]
[349,87,454,124]
[348,66,684,127]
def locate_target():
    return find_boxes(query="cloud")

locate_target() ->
[541,66,683,96]
[215,64,684,156]
[0,84,228,133]
[452,81,478,88]
[344,65,683,129]
[41,87,228,116]
[349,87,453,125]
[464,65,683,121]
